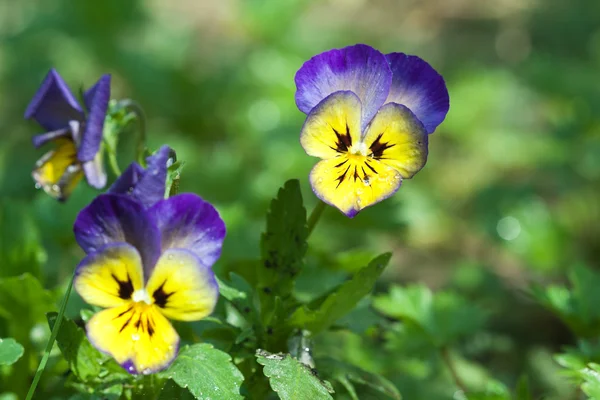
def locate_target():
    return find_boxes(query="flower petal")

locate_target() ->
[24,69,83,131]
[132,146,172,207]
[73,194,161,274]
[82,149,107,189]
[300,91,362,159]
[146,249,218,321]
[385,53,449,134]
[295,44,392,131]
[148,194,226,269]
[32,138,83,201]
[74,243,145,308]
[77,74,111,162]
[362,102,428,179]
[108,162,144,194]
[86,303,179,374]
[31,127,71,148]
[310,156,402,218]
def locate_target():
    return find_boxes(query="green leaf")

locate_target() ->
[256,349,334,400]
[47,313,126,382]
[373,284,486,346]
[0,338,24,366]
[514,375,532,400]
[580,363,600,399]
[288,253,391,334]
[531,264,600,337]
[166,160,185,197]
[0,200,46,278]
[158,343,244,399]
[316,357,401,400]
[0,274,57,340]
[158,379,195,400]
[258,179,308,312]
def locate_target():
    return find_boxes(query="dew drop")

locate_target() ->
[128,365,135,372]
[363,177,370,186]
[51,184,60,192]
[131,333,140,341]
[316,177,323,184]
[34,183,42,190]
[167,253,174,260]
[142,368,152,375]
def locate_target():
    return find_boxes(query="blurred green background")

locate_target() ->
[1,0,599,398]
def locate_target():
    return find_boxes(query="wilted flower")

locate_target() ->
[25,69,110,201]
[72,153,225,373]
[295,44,449,217]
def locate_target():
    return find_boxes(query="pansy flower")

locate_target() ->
[25,69,111,200]
[295,44,449,217]
[72,156,225,374]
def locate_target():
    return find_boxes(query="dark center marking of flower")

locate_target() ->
[332,123,353,153]
[369,133,396,159]
[353,165,362,182]
[153,281,174,308]
[119,312,134,333]
[335,164,351,188]
[146,314,155,337]
[364,161,378,174]
[112,273,134,300]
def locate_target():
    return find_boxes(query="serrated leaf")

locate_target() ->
[0,338,24,366]
[47,312,126,382]
[159,343,244,399]
[256,349,334,400]
[316,357,401,400]
[289,253,391,334]
[259,179,308,308]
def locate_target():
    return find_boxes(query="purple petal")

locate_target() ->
[108,162,145,194]
[148,194,226,269]
[295,44,392,131]
[384,53,449,134]
[131,146,172,208]
[73,194,161,275]
[31,127,71,148]
[24,69,84,131]
[82,151,107,189]
[77,74,111,162]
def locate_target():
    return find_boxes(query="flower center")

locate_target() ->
[132,289,152,304]
[349,142,368,157]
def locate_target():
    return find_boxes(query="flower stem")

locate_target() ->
[307,201,326,238]
[120,100,147,165]
[25,274,75,400]
[107,148,122,176]
[441,346,468,394]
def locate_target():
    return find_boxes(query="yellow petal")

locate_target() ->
[310,155,402,217]
[74,243,145,308]
[362,103,428,178]
[86,302,179,374]
[32,138,83,201]
[300,91,362,159]
[146,249,218,321]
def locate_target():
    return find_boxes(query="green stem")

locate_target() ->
[306,201,326,237]
[441,346,468,394]
[119,100,147,164]
[107,147,122,176]
[25,274,75,400]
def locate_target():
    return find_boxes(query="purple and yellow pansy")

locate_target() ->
[25,69,111,201]
[295,44,449,217]
[72,150,225,374]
